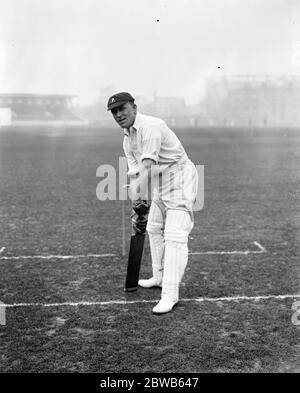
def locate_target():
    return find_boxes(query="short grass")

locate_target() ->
[0,125,299,372]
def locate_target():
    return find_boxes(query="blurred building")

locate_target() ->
[76,91,198,128]
[74,87,116,126]
[70,76,300,129]
[203,75,300,127]
[141,94,198,127]
[0,94,88,127]
[144,94,186,117]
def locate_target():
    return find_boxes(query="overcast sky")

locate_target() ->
[0,0,300,104]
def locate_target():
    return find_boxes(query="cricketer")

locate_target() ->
[107,92,199,314]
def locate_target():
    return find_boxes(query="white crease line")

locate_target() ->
[253,241,267,252]
[0,247,5,255]
[0,242,267,261]
[189,251,261,255]
[2,294,299,308]
[0,253,116,260]
[189,241,267,256]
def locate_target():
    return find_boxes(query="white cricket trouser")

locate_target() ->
[146,158,198,302]
[146,202,165,284]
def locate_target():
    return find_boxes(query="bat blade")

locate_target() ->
[124,233,146,292]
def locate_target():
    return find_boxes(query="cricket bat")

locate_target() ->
[124,232,146,292]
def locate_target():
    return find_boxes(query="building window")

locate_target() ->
[18,99,23,104]
[28,100,32,104]
[0,99,3,104]
[7,99,12,104]
[36,99,42,105]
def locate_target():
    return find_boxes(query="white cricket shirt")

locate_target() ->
[123,113,187,175]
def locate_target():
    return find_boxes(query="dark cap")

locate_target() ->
[107,92,135,111]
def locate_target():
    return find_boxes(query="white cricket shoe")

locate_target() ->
[138,277,162,288]
[152,296,178,314]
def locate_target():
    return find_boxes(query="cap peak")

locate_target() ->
[107,92,135,111]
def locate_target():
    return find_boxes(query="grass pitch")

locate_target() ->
[0,125,299,372]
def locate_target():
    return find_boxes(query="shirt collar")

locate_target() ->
[123,112,143,136]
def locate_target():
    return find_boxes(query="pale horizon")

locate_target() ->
[1,0,300,106]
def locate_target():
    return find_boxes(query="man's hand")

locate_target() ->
[133,199,150,216]
[131,199,150,235]
[127,168,140,178]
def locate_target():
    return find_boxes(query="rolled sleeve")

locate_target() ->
[123,137,139,173]
[141,125,161,164]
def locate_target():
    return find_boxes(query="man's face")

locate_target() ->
[111,102,137,129]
